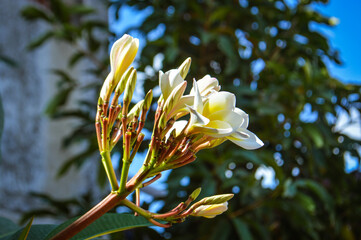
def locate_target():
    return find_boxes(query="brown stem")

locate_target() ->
[50,193,124,240]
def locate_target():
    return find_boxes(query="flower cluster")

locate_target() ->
[95,34,263,226]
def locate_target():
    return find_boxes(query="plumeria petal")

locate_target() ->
[203,92,236,116]
[165,120,188,139]
[188,105,210,126]
[192,120,233,137]
[190,75,221,97]
[168,95,194,118]
[228,128,264,150]
[234,108,249,128]
[208,110,246,130]
[192,79,204,113]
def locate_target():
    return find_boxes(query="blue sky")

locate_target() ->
[312,0,361,84]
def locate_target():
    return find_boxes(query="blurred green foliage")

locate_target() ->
[21,0,361,239]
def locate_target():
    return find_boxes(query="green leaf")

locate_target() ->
[45,213,154,240]
[0,55,17,67]
[51,69,76,83]
[2,225,57,240]
[17,217,33,240]
[57,144,96,177]
[21,6,54,22]
[68,52,86,68]
[45,87,72,116]
[0,217,19,239]
[69,5,96,15]
[304,125,324,148]
[27,32,54,51]
[232,218,253,240]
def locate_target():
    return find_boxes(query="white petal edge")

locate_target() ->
[228,129,264,150]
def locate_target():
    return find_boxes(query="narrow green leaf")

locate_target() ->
[232,218,253,240]
[21,6,54,22]
[69,5,96,15]
[17,217,33,240]
[27,32,54,51]
[45,87,72,116]
[69,52,86,68]
[304,125,324,148]
[0,55,17,67]
[3,225,57,240]
[45,213,154,240]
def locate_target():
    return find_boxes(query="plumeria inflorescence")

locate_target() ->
[94,34,263,227]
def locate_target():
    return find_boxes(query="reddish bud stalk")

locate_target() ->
[153,202,185,219]
[173,156,196,169]
[149,219,172,228]
[141,173,162,188]
[129,134,144,162]
[169,151,193,164]
[95,122,102,151]
[102,117,108,150]
[102,102,109,116]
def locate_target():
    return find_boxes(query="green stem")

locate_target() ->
[119,133,131,193]
[100,151,119,191]
[120,199,152,219]
[119,161,130,193]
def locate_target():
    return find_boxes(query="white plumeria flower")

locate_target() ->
[165,75,221,120]
[186,80,263,150]
[191,202,228,218]
[189,75,221,97]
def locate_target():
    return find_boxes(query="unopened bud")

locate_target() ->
[190,187,201,201]
[158,113,167,129]
[178,57,191,79]
[127,100,144,119]
[123,69,137,106]
[110,34,139,85]
[191,202,228,218]
[98,97,104,106]
[198,194,234,205]
[115,67,133,95]
[99,72,115,102]
[143,89,153,112]
[163,81,187,114]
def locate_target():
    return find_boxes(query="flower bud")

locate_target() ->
[99,72,114,102]
[143,89,153,112]
[159,69,184,100]
[178,57,191,79]
[190,187,201,201]
[115,67,133,96]
[197,194,234,205]
[110,34,139,85]
[127,100,144,120]
[191,202,228,218]
[163,81,187,115]
[123,68,137,106]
